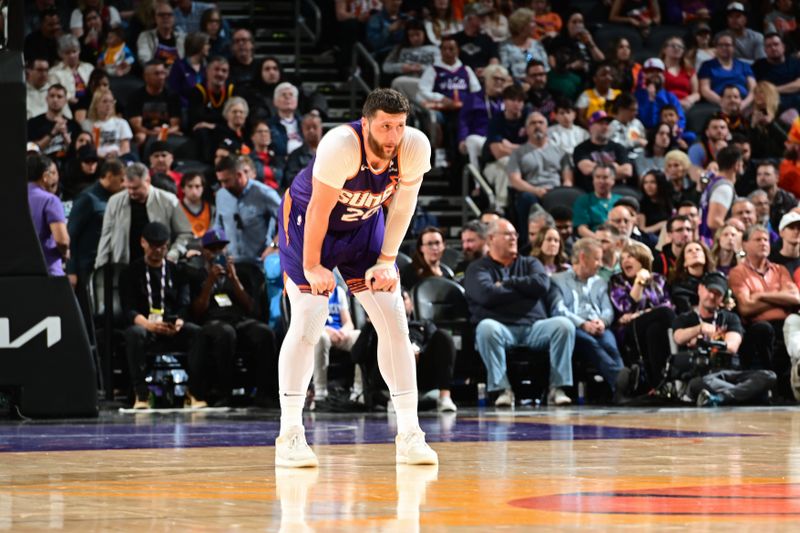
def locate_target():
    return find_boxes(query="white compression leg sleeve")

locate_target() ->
[278,278,331,434]
[355,286,420,433]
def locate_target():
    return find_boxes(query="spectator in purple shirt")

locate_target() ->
[457,63,508,169]
[608,241,675,390]
[27,154,69,276]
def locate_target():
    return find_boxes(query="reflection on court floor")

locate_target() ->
[1,406,799,530]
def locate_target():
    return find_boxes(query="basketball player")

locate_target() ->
[275,89,437,467]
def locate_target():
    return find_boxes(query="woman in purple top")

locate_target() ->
[609,241,675,389]
[26,154,70,276]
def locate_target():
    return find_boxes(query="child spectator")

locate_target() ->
[575,62,620,128]
[547,98,589,157]
[98,26,135,77]
[532,0,561,40]
[609,92,647,159]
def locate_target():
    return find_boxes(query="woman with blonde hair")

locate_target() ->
[530,226,570,274]
[710,222,743,275]
[80,87,132,158]
[499,8,548,84]
[664,149,699,205]
[749,81,787,159]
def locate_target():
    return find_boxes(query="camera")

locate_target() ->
[665,338,738,384]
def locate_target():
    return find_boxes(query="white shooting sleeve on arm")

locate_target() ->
[380,127,432,260]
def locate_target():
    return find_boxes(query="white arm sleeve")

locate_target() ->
[312,125,361,189]
[380,127,432,259]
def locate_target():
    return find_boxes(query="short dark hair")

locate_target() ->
[721,84,741,97]
[47,83,67,96]
[26,154,53,182]
[362,88,410,118]
[25,57,49,69]
[764,31,782,42]
[612,92,636,112]
[99,158,125,178]
[667,214,693,232]
[501,84,526,101]
[660,104,679,116]
[215,155,237,173]
[144,59,166,69]
[461,220,487,239]
[757,160,778,173]
[717,145,742,171]
[554,96,575,112]
[730,132,749,145]
[207,55,229,67]
[549,205,573,221]
[180,171,205,188]
[526,59,545,72]
[440,35,458,48]
[678,200,698,210]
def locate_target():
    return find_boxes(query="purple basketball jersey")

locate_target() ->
[286,121,399,233]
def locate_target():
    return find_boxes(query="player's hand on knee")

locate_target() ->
[303,265,336,295]
[365,262,398,292]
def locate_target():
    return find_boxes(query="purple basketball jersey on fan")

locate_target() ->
[286,120,399,232]
[433,65,470,100]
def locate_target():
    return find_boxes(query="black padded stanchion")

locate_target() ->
[0,0,97,417]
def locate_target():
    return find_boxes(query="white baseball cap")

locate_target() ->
[780,211,800,232]
[643,58,665,71]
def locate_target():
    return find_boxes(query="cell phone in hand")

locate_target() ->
[214,254,227,268]
[163,315,178,324]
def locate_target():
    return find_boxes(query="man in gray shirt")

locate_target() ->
[720,3,765,65]
[507,111,572,233]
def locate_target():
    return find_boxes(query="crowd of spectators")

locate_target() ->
[24,0,800,409]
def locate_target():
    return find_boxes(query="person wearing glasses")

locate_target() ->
[698,32,756,110]
[653,215,694,277]
[137,0,186,68]
[213,155,281,266]
[229,29,257,87]
[400,226,453,288]
[466,218,576,407]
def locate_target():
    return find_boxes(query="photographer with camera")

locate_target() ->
[672,272,776,406]
[188,228,278,407]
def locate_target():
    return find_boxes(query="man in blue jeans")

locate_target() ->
[552,238,623,397]
[465,218,575,407]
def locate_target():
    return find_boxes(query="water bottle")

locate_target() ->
[577,382,586,406]
[477,383,487,408]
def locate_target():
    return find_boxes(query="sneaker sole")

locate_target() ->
[275,455,319,468]
[396,454,439,465]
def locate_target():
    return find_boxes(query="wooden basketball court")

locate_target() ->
[1,406,799,530]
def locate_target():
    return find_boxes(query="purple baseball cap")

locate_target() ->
[201,228,230,248]
[588,110,613,126]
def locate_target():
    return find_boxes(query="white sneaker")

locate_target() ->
[396,429,438,465]
[791,360,800,402]
[275,426,319,468]
[437,396,457,412]
[494,389,515,407]
[548,387,572,406]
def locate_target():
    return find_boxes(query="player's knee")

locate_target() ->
[301,303,329,346]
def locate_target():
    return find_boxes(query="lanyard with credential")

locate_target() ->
[145,262,167,315]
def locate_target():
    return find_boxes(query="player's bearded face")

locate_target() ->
[366,115,406,161]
